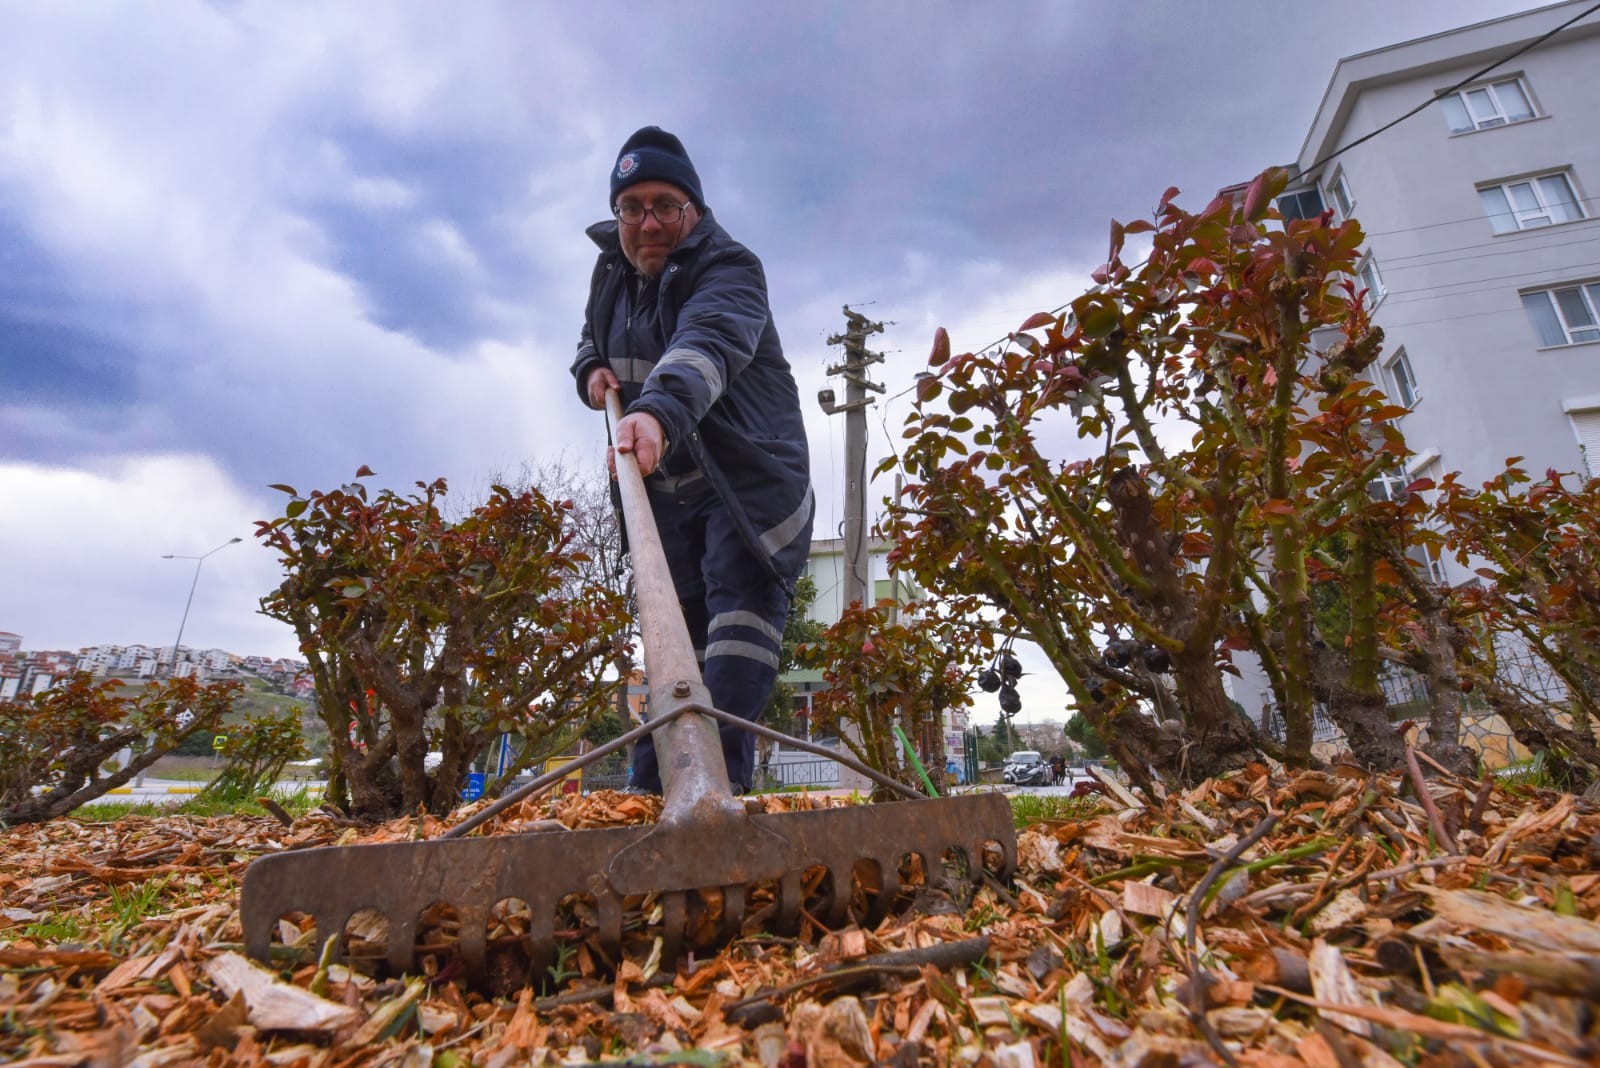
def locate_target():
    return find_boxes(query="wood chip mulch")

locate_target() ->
[3,763,1598,1067]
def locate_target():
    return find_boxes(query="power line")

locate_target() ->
[1380,227,1600,269]
[1360,194,1600,242]
[1380,257,1600,300]
[1378,306,1521,331]
[1297,0,1600,181]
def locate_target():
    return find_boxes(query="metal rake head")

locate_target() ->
[241,792,1016,991]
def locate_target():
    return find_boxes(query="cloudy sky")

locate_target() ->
[1,1,1538,723]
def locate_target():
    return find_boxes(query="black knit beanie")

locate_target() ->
[610,126,705,211]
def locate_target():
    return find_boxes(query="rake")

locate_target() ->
[240,392,1016,988]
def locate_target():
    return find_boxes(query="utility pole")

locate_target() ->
[818,306,885,614]
[818,307,885,797]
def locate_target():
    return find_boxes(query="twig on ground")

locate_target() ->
[723,936,992,1014]
[1405,746,1459,854]
[1179,813,1280,1068]
[256,797,294,827]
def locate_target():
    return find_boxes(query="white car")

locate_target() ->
[1003,750,1055,786]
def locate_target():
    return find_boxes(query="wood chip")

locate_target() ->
[203,951,361,1033]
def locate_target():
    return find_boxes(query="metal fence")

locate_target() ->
[580,753,629,793]
[1260,635,1573,748]
[756,757,841,790]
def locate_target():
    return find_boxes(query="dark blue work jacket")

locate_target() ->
[571,211,813,584]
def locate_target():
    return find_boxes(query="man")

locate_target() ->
[571,126,813,794]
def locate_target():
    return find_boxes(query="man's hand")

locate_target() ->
[611,411,667,478]
[586,366,621,409]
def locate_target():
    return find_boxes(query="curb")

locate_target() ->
[104,786,204,796]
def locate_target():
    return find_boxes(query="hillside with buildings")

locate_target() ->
[0,630,308,701]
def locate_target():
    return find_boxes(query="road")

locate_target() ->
[999,771,1100,797]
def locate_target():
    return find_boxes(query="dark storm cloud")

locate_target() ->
[0,0,1549,657]
[291,123,546,349]
[0,221,139,408]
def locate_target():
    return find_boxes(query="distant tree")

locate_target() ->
[1,674,239,824]
[1063,712,1109,760]
[504,455,638,730]
[258,470,628,817]
[970,725,1007,764]
[581,705,625,747]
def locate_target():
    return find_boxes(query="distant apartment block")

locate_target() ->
[781,536,970,765]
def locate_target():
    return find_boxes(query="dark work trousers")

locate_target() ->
[629,474,791,794]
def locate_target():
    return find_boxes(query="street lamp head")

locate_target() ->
[228,537,242,544]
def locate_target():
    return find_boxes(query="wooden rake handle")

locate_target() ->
[605,390,736,810]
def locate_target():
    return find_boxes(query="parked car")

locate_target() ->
[1003,750,1055,787]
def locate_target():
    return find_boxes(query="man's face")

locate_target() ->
[615,180,702,278]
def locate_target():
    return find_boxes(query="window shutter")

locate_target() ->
[1571,410,1600,479]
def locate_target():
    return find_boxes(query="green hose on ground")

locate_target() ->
[892,725,940,799]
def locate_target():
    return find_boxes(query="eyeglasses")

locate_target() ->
[613,199,691,226]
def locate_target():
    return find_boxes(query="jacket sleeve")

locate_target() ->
[630,249,769,448]
[570,318,605,406]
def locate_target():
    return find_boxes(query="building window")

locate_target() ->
[1478,171,1585,234]
[1368,467,1409,502]
[1326,172,1355,222]
[1570,409,1600,479]
[1422,551,1450,585]
[1357,255,1386,310]
[1276,187,1325,223]
[1386,348,1420,407]
[1439,77,1536,133]
[1522,282,1600,347]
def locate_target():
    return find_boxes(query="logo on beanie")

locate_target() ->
[616,153,638,178]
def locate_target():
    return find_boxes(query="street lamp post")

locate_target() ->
[162,537,243,679]
[133,536,241,787]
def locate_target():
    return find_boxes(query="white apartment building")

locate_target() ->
[782,536,971,770]
[1280,1,1600,507]
[1234,2,1600,725]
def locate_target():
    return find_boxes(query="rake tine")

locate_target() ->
[528,905,555,986]
[867,860,898,927]
[662,892,686,964]
[386,913,415,975]
[598,892,624,962]
[459,903,489,984]
[719,883,746,944]
[776,869,803,933]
